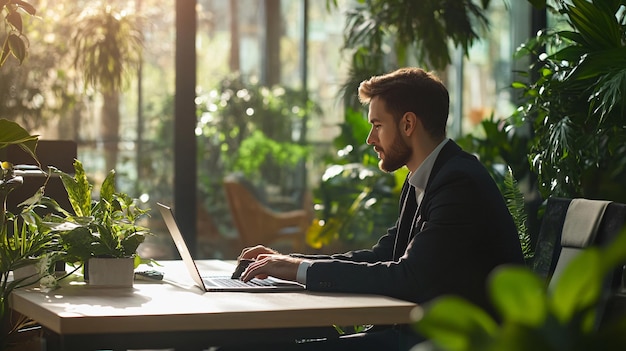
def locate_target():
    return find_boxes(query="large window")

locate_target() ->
[2,1,538,260]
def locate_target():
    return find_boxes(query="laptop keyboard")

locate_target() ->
[206,277,276,288]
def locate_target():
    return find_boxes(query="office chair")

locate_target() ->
[532,197,626,328]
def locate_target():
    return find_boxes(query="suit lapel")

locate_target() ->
[418,140,464,218]
[393,179,418,260]
[393,140,464,259]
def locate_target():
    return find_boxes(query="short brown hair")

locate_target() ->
[358,67,449,139]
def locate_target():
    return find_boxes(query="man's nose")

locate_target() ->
[366,129,375,145]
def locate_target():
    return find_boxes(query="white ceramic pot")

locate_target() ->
[12,262,39,286]
[87,257,134,287]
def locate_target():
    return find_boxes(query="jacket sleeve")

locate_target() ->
[290,221,399,263]
[290,179,411,263]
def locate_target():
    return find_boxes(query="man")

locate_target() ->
[238,67,525,350]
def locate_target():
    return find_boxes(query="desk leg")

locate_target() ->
[41,328,60,351]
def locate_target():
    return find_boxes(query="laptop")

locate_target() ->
[157,202,305,292]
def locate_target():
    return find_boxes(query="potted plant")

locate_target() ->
[0,196,60,351]
[46,159,152,287]
[0,120,55,350]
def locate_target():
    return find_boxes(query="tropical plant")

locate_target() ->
[45,160,151,267]
[414,227,626,351]
[327,0,493,108]
[72,2,143,173]
[511,0,626,202]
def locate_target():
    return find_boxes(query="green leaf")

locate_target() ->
[7,33,27,63]
[100,169,116,202]
[1,39,10,66]
[15,0,37,15]
[550,45,587,63]
[489,266,547,326]
[0,119,39,162]
[122,232,145,256]
[511,82,527,89]
[568,0,621,48]
[550,248,603,325]
[415,296,498,351]
[5,10,23,32]
[54,160,92,217]
[60,226,95,263]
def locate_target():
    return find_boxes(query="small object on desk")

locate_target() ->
[231,259,255,279]
[135,270,164,281]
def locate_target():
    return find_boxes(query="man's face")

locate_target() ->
[366,97,412,173]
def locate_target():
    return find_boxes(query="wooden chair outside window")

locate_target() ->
[222,175,312,252]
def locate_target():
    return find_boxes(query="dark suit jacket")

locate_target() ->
[299,139,525,315]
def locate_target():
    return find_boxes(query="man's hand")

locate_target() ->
[240,254,302,283]
[238,245,280,260]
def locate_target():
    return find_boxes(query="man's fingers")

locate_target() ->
[238,246,279,260]
[241,258,270,281]
[240,255,300,282]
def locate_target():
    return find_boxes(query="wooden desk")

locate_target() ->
[10,260,418,350]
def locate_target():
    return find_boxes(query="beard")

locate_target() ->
[378,133,411,173]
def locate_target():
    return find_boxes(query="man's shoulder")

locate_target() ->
[434,140,478,164]
[428,149,498,195]
[436,149,486,176]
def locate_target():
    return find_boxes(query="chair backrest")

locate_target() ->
[223,178,265,243]
[0,139,77,172]
[532,197,571,281]
[222,176,309,251]
[532,197,626,327]
[1,140,77,213]
[548,199,611,289]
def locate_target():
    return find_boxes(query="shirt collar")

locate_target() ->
[408,138,449,194]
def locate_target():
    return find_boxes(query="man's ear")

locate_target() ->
[402,112,418,136]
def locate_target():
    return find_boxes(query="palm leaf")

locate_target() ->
[591,69,626,123]
[568,0,622,48]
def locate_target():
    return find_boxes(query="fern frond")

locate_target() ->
[503,167,533,260]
